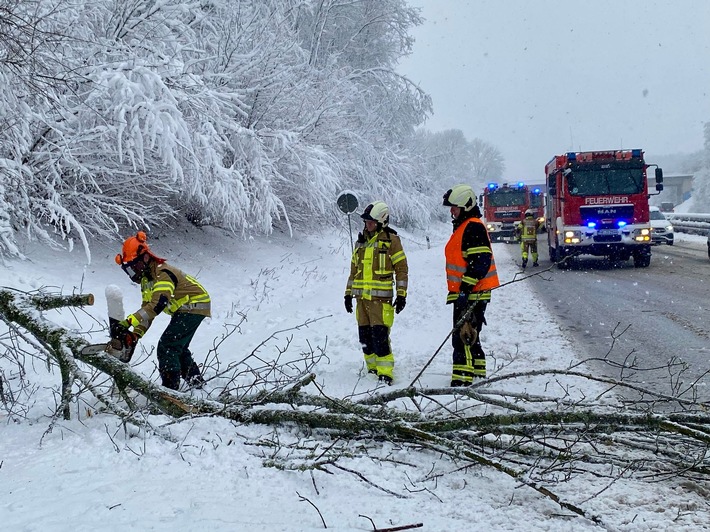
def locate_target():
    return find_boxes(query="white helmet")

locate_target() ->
[361,201,389,226]
[525,209,534,217]
[442,184,476,211]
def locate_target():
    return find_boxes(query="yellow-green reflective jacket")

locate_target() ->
[345,229,408,301]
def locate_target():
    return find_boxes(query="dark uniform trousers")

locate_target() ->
[451,300,487,383]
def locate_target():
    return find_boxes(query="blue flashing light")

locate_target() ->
[532,187,541,194]
[517,181,525,188]
[567,152,577,161]
[487,182,498,190]
[617,220,627,228]
[587,222,597,229]
[631,149,642,158]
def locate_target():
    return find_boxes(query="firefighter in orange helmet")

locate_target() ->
[114,231,211,390]
[443,185,500,386]
[344,201,408,385]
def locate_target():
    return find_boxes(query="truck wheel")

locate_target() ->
[633,252,651,268]
[556,245,567,269]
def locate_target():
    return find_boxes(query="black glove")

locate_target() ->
[454,291,469,313]
[394,295,406,314]
[109,318,129,342]
[344,295,353,313]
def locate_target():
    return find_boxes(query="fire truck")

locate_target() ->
[479,182,530,242]
[544,149,664,268]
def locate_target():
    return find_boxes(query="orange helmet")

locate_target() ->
[115,231,165,266]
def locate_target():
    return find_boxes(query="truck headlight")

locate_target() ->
[633,227,651,242]
[564,230,581,244]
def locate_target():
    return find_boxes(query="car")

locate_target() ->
[649,206,674,245]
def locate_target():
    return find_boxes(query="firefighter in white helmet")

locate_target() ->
[443,185,500,386]
[344,201,408,385]
[516,209,541,268]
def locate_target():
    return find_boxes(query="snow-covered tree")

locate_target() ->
[0,0,435,258]
[469,137,505,189]
[690,122,710,212]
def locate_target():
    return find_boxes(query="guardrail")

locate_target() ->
[666,213,710,235]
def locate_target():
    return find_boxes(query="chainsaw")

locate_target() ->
[80,285,136,363]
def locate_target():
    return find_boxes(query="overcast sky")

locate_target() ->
[398,0,710,179]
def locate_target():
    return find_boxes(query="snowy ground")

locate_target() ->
[1,223,709,531]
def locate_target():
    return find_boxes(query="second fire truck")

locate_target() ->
[479,182,530,242]
[544,149,664,268]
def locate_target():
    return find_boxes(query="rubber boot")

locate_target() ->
[521,258,528,269]
[161,370,181,390]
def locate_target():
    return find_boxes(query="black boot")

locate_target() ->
[378,374,393,386]
[183,361,206,389]
[521,258,528,269]
[160,370,181,390]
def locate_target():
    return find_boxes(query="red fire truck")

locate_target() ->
[479,182,530,242]
[544,149,664,268]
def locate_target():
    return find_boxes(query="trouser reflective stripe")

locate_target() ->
[364,353,377,371]
[375,353,394,379]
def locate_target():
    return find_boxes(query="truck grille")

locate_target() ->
[593,234,622,243]
[495,211,521,219]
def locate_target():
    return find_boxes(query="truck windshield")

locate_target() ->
[530,193,543,208]
[567,168,645,196]
[486,189,527,207]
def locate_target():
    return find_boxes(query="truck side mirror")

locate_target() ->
[655,167,663,192]
[478,194,483,205]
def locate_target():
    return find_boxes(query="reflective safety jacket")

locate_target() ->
[519,217,539,242]
[345,227,408,301]
[126,261,211,337]
[445,216,500,303]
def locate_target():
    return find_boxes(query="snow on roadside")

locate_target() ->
[1,225,708,531]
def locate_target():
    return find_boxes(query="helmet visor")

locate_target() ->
[121,257,146,282]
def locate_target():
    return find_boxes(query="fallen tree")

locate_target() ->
[2,286,710,527]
